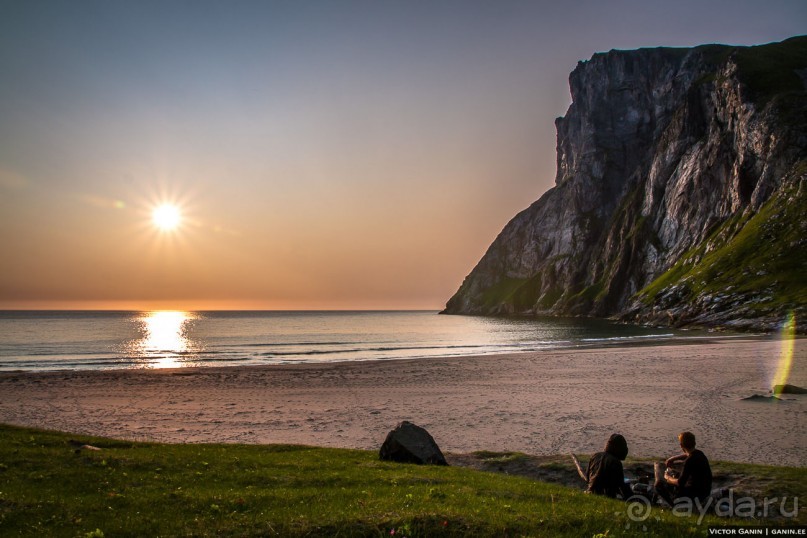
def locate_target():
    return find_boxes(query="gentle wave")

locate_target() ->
[0,311,702,372]
[580,333,675,342]
[253,342,528,357]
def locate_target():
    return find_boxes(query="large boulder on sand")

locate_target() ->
[379,421,448,465]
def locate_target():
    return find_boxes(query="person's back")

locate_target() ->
[656,431,712,506]
[678,448,712,502]
[587,451,626,497]
[586,433,632,499]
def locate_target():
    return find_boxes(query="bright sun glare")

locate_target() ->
[152,204,181,231]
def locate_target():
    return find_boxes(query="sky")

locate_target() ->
[1,0,805,311]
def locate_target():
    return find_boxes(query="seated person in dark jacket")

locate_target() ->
[586,433,633,499]
[655,431,712,506]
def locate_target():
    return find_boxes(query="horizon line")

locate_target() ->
[0,307,443,313]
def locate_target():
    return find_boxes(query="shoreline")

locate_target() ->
[0,331,773,374]
[1,337,804,467]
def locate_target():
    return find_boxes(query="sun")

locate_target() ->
[152,204,181,231]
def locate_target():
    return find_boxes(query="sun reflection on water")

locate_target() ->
[128,311,200,368]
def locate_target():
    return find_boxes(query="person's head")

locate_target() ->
[605,433,629,461]
[678,431,696,454]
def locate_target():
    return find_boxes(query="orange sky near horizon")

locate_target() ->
[0,150,534,311]
[2,2,804,311]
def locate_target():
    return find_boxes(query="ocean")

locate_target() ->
[0,310,697,371]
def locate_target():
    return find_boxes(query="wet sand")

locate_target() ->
[0,337,804,466]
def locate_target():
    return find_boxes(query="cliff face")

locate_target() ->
[443,37,807,331]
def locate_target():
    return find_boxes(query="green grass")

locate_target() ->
[3,424,802,537]
[470,451,529,465]
[708,461,806,502]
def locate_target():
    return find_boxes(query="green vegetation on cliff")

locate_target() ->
[479,276,527,311]
[636,173,807,321]
[444,36,806,330]
[734,35,807,103]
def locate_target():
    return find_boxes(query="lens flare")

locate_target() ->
[772,311,796,394]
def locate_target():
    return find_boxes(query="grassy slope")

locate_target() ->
[636,175,807,321]
[1,425,804,537]
[734,35,807,104]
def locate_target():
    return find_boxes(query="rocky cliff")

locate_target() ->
[443,36,807,332]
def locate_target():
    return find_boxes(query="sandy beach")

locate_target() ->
[1,337,804,467]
